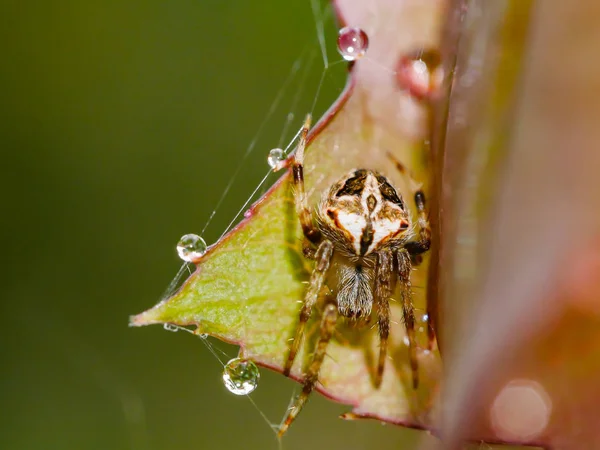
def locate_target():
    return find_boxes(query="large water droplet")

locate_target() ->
[396,48,443,101]
[337,27,369,61]
[267,148,285,169]
[222,358,260,395]
[176,234,207,262]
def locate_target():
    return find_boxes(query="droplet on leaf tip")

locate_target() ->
[222,358,260,395]
[176,233,207,262]
[337,27,369,61]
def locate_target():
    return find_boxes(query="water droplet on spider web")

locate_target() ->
[337,27,369,61]
[222,358,260,395]
[163,323,178,332]
[267,148,285,169]
[176,233,207,262]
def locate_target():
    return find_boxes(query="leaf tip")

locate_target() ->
[129,307,163,327]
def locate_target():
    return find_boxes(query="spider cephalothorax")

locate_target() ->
[277,115,431,436]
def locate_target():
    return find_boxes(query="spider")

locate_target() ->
[277,114,431,436]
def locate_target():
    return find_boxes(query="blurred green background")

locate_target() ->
[0,1,424,449]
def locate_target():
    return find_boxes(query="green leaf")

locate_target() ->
[131,0,444,429]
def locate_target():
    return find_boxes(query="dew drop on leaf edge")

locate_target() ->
[395,48,443,100]
[222,358,260,395]
[267,148,285,168]
[176,233,207,262]
[337,27,369,61]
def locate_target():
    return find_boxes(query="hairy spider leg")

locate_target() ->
[408,187,436,351]
[405,189,431,256]
[292,114,322,245]
[278,301,338,437]
[373,249,396,388]
[284,240,333,376]
[387,152,435,350]
[386,152,431,256]
[397,249,419,389]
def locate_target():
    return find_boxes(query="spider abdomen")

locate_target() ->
[319,169,411,257]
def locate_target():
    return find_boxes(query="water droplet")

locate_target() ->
[337,27,369,61]
[403,335,410,346]
[164,323,178,332]
[267,148,285,169]
[396,48,443,101]
[176,233,207,262]
[243,209,252,219]
[222,358,260,395]
[422,313,429,323]
[194,328,208,339]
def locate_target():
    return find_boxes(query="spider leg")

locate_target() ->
[404,185,435,350]
[284,239,333,376]
[278,300,338,437]
[373,249,396,388]
[301,239,316,260]
[386,152,431,256]
[292,114,322,245]
[388,152,434,349]
[404,188,431,256]
[397,249,419,389]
